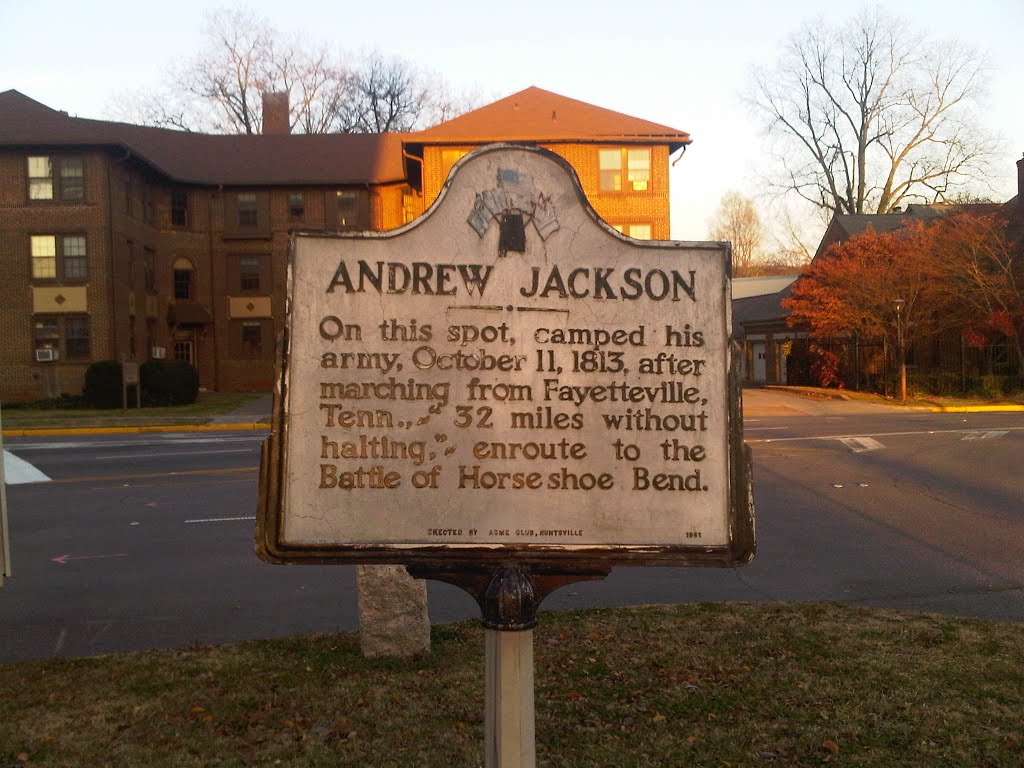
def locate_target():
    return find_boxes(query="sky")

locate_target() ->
[3,0,1022,248]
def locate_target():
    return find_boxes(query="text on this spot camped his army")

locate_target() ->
[308,258,719,542]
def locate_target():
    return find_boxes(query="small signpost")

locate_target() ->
[257,145,754,766]
[122,360,141,410]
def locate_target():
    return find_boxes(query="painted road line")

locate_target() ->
[184,516,257,524]
[51,553,128,565]
[749,426,1024,444]
[51,466,258,484]
[11,436,262,450]
[86,448,257,461]
[962,430,1010,441]
[839,437,885,453]
[3,449,51,484]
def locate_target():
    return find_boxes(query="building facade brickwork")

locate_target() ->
[0,87,691,402]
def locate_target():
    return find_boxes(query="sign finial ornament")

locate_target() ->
[467,167,560,253]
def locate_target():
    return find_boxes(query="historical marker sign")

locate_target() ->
[257,145,754,568]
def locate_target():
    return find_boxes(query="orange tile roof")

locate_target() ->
[408,86,691,150]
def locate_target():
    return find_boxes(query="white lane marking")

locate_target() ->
[51,553,128,565]
[86,448,256,460]
[839,437,885,453]
[184,516,257,524]
[3,449,51,484]
[749,426,1024,444]
[11,436,262,450]
[962,430,1009,441]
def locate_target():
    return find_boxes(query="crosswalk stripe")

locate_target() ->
[838,437,885,453]
[3,450,51,484]
[962,430,1009,441]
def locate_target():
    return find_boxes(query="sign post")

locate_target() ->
[257,145,754,764]
[122,360,141,410]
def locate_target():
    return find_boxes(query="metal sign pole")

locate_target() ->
[482,567,537,768]
[409,565,610,768]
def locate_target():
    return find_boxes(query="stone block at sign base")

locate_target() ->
[357,564,431,658]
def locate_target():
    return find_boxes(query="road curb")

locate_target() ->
[2,423,269,437]
[927,405,1024,413]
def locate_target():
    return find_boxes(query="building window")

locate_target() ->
[30,235,88,281]
[402,188,420,225]
[62,236,88,278]
[598,148,650,192]
[288,192,305,220]
[171,191,189,227]
[65,316,91,359]
[28,156,84,201]
[144,250,156,294]
[241,321,262,356]
[30,236,56,279]
[174,267,193,300]
[142,185,155,224]
[173,340,194,364]
[337,191,358,227]
[441,149,469,180]
[335,190,369,229]
[33,315,90,361]
[122,172,133,215]
[33,317,59,355]
[613,223,652,240]
[237,193,258,227]
[239,256,261,291]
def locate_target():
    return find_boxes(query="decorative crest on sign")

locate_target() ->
[467,168,559,254]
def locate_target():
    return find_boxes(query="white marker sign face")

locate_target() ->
[260,146,752,565]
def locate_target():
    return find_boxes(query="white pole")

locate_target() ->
[485,628,536,768]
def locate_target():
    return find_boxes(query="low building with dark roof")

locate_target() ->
[0,87,691,401]
[744,168,1024,391]
[731,278,803,384]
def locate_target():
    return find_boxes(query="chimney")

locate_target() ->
[1018,152,1024,200]
[262,92,290,135]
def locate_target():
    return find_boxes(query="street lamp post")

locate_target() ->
[894,299,907,401]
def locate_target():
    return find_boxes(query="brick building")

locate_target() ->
[0,87,691,402]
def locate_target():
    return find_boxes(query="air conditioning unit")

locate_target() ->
[35,348,59,362]
[151,346,166,359]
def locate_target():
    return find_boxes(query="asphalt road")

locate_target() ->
[2,390,1023,662]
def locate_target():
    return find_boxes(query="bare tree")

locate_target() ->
[709,192,764,276]
[110,9,472,135]
[749,8,1001,216]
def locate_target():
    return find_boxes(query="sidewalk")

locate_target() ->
[2,393,272,438]
[208,393,272,425]
[743,387,910,417]
[749,385,1024,415]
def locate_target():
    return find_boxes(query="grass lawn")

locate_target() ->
[2,603,1022,767]
[0,392,265,430]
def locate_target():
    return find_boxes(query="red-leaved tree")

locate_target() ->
[928,213,1024,371]
[784,223,952,343]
